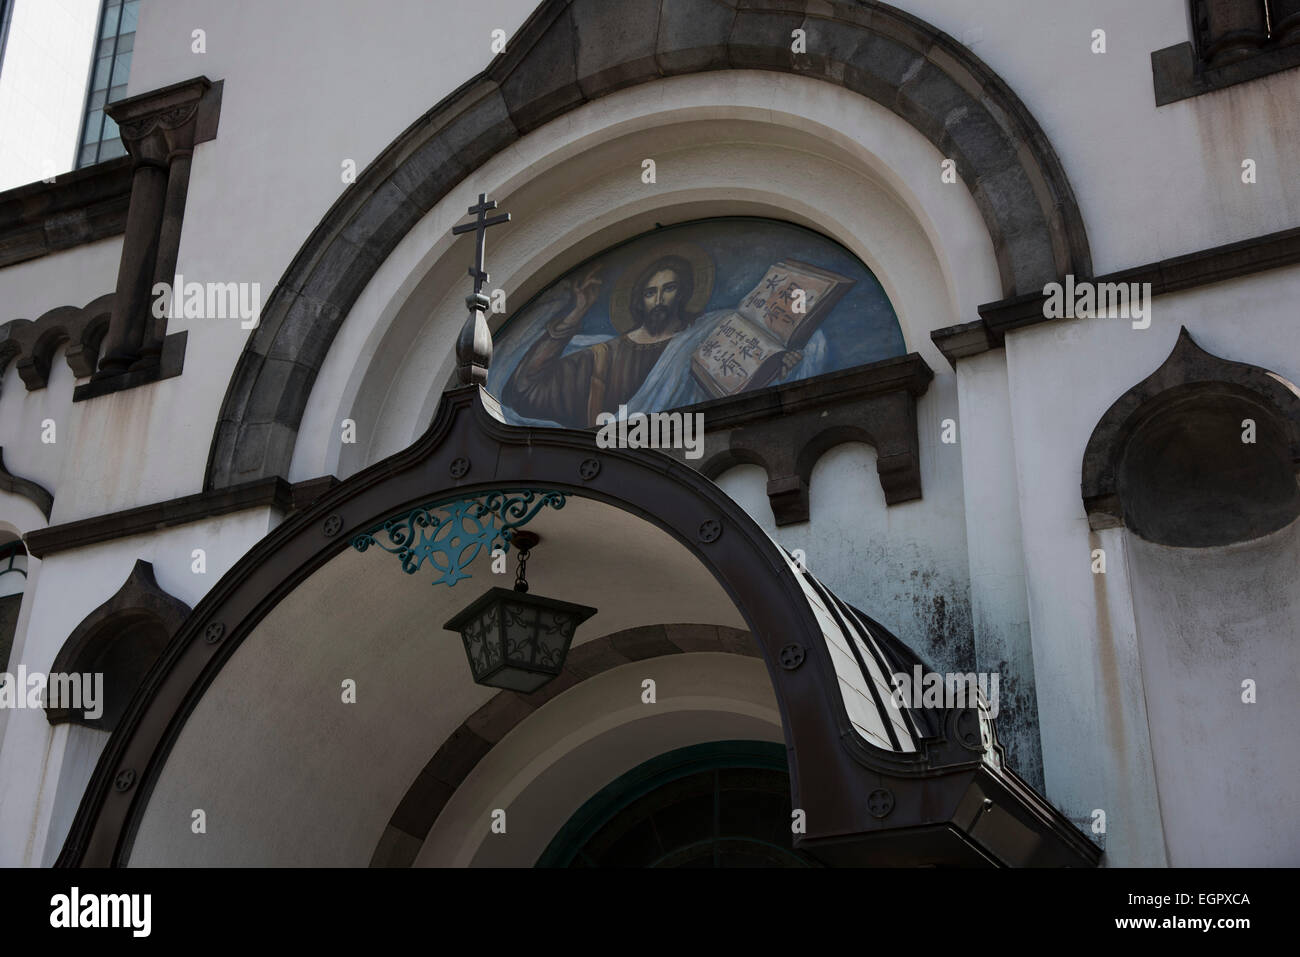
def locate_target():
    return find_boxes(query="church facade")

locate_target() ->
[0,0,1296,868]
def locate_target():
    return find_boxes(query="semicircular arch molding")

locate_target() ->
[371,622,764,867]
[207,0,1090,492]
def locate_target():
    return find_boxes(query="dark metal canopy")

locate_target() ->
[58,386,1099,868]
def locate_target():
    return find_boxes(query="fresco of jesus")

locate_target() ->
[501,248,806,427]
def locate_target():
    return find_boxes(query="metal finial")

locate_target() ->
[452,193,511,386]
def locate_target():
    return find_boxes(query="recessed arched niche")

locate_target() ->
[487,217,929,525]
[47,560,191,731]
[488,217,906,427]
[1082,328,1300,547]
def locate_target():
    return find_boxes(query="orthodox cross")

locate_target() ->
[452,192,511,307]
[452,192,511,386]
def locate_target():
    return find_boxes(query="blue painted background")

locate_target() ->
[490,217,905,401]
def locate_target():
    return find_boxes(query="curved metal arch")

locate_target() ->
[204,0,1092,492]
[60,387,873,866]
[61,386,1100,867]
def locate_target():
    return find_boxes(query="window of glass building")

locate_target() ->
[76,0,139,168]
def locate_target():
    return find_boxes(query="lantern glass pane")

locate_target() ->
[460,602,501,680]
[535,610,577,670]
[502,600,540,668]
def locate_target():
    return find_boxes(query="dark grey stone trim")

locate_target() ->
[933,225,1300,366]
[929,319,995,367]
[289,474,339,511]
[205,0,1090,492]
[371,622,760,866]
[1081,327,1300,542]
[0,158,131,269]
[0,293,113,391]
[1152,39,1300,106]
[93,77,218,386]
[674,355,932,525]
[47,560,191,731]
[23,476,296,559]
[71,330,186,401]
[0,446,53,518]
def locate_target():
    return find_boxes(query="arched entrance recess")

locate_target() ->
[59,388,1099,867]
[205,0,1092,491]
[537,740,815,868]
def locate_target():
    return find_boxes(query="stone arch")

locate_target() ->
[205,0,1091,492]
[371,622,761,866]
[47,560,191,731]
[1082,327,1300,547]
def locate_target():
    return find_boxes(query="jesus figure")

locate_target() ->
[497,250,827,428]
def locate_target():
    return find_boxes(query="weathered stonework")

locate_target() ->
[0,159,131,268]
[0,447,53,518]
[932,225,1300,368]
[205,0,1090,491]
[669,355,934,526]
[92,76,221,392]
[0,294,113,391]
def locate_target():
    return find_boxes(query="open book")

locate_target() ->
[690,259,855,400]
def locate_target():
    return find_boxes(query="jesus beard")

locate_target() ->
[641,304,682,336]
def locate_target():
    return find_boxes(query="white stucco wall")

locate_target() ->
[0,507,278,866]
[1126,520,1300,867]
[1002,266,1300,865]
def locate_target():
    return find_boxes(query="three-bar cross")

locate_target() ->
[452,192,511,301]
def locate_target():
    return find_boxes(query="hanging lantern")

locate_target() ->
[443,531,596,693]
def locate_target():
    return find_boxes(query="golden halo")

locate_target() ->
[608,242,715,334]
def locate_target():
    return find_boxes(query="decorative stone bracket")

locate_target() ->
[76,76,222,401]
[0,294,113,393]
[0,446,53,518]
[667,354,934,526]
[1152,0,1300,106]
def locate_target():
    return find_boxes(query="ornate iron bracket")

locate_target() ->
[350,489,566,587]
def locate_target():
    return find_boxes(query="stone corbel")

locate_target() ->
[680,355,934,526]
[83,77,221,399]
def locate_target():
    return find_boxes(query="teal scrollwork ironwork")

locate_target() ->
[350,489,567,587]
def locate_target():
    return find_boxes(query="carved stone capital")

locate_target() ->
[107,77,214,167]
